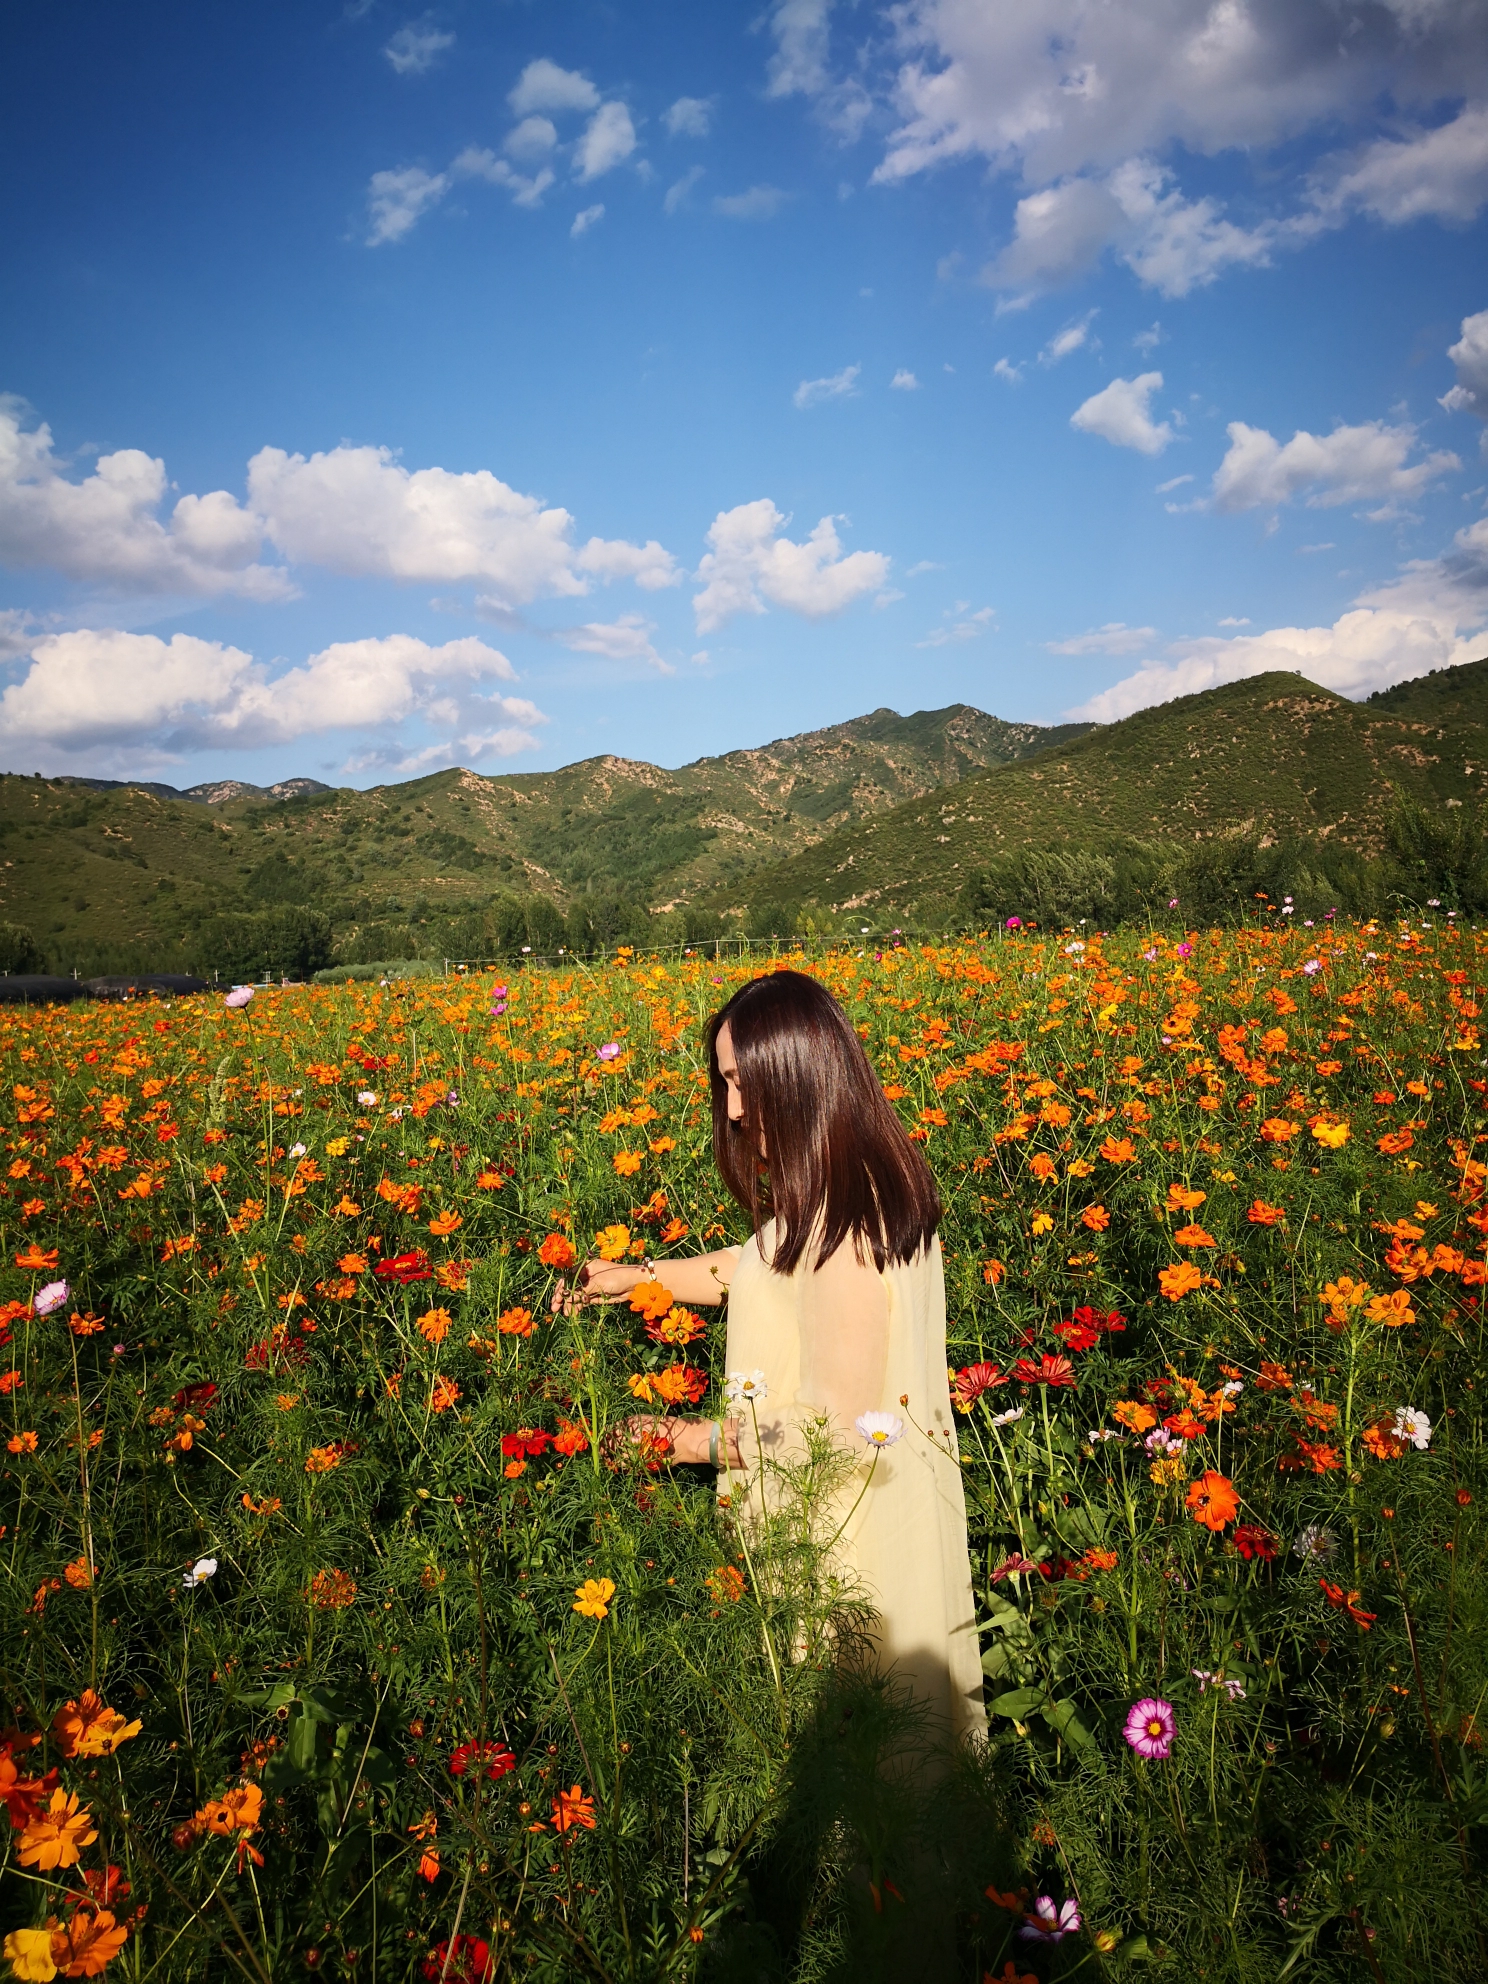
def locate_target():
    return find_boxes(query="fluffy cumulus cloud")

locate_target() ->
[0,401,289,599]
[1211,419,1460,515]
[788,0,1488,296]
[508,59,599,118]
[573,101,637,182]
[1068,512,1488,722]
[692,499,890,633]
[1441,308,1488,419]
[451,148,554,210]
[366,165,450,245]
[664,96,714,138]
[0,630,545,770]
[245,443,677,606]
[1070,372,1172,454]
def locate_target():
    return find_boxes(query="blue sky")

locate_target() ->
[2,0,1486,787]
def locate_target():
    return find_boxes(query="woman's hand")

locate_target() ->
[607,1414,743,1468]
[549,1258,643,1315]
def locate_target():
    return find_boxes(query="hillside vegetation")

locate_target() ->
[724,660,1488,925]
[0,704,1083,975]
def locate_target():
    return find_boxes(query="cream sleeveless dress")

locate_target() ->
[722,1224,986,1745]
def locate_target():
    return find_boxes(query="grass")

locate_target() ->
[1,921,1487,1980]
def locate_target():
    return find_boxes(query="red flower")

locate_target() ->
[1052,1321,1100,1352]
[951,1361,1007,1410]
[1320,1579,1377,1631]
[449,1742,516,1781]
[1014,1353,1077,1388]
[1233,1524,1277,1561]
[421,1935,493,1983]
[172,1381,218,1413]
[500,1429,553,1459]
[375,1251,431,1284]
[1069,1305,1126,1336]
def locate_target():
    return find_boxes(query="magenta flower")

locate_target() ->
[34,1280,69,1316]
[1020,1896,1082,1942]
[1124,1697,1176,1759]
[1005,916,1022,929]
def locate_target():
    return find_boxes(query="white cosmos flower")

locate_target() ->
[357,1090,378,1106]
[855,1411,904,1447]
[1391,1406,1432,1451]
[725,1371,768,1403]
[1086,1427,1121,1443]
[289,1143,307,1158]
[183,1557,218,1589]
[992,1407,1026,1429]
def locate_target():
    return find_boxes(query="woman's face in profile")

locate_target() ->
[715,1021,745,1125]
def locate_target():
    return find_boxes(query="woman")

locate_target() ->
[561,968,985,1744]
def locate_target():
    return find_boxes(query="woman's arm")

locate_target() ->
[624,1413,745,1468]
[554,1246,740,1312]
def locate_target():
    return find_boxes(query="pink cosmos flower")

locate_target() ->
[34,1280,69,1316]
[224,986,254,1009]
[596,1043,620,1062]
[1005,917,1022,929]
[1124,1697,1176,1759]
[1020,1896,1082,1942]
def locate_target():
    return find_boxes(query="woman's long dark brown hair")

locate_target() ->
[707,969,940,1274]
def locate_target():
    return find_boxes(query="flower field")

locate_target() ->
[2,924,1486,1982]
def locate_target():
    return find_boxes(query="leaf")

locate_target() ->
[1040,1695,1097,1750]
[987,1687,1044,1718]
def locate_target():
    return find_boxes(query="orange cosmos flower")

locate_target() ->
[430,1377,461,1412]
[7,1431,38,1454]
[51,1691,140,1760]
[1258,1118,1298,1143]
[1319,1580,1377,1631]
[1310,1117,1350,1149]
[612,1151,643,1177]
[551,1785,596,1832]
[1185,1471,1239,1531]
[497,1306,534,1337]
[19,1789,98,1870]
[1099,1137,1137,1164]
[1028,1152,1057,1181]
[705,1565,747,1602]
[1080,1204,1110,1231]
[417,1307,453,1344]
[307,1569,356,1610]
[427,1210,462,1237]
[1082,1548,1119,1572]
[1166,1184,1206,1212]
[595,1225,630,1261]
[982,1257,1007,1283]
[49,1905,131,1976]
[538,1234,576,1269]
[573,1577,615,1620]
[1158,1262,1204,1300]
[62,1558,93,1590]
[1112,1399,1158,1434]
[304,1446,344,1474]
[1173,1224,1217,1248]
[195,1782,263,1836]
[553,1419,589,1456]
[1377,1129,1415,1156]
[13,1245,59,1272]
[475,1168,505,1189]
[628,1279,675,1321]
[1246,1201,1285,1225]
[1362,1418,1407,1460]
[1366,1290,1415,1328]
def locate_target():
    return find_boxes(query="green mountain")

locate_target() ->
[0,703,1085,969]
[713,658,1488,922]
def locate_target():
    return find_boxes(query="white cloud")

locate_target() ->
[574,102,637,182]
[1067,511,1488,722]
[1442,308,1488,418]
[664,96,715,138]
[571,203,605,237]
[1040,310,1097,364]
[1212,419,1459,512]
[0,630,545,768]
[890,368,920,391]
[451,148,554,209]
[905,559,944,577]
[366,164,450,244]
[794,364,860,410]
[764,0,833,99]
[1155,472,1192,493]
[384,20,454,75]
[1217,615,1250,626]
[993,357,1024,383]
[713,185,788,220]
[1070,372,1172,455]
[1313,102,1488,228]
[692,498,890,632]
[1046,621,1157,655]
[1133,322,1164,351]
[917,603,995,646]
[553,612,671,672]
[0,400,289,600]
[0,607,42,660]
[664,166,705,214]
[245,441,677,606]
[508,59,599,118]
[504,116,558,160]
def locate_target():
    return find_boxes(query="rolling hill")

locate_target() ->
[0,703,1085,966]
[710,657,1488,922]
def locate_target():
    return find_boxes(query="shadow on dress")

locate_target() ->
[702,1652,1025,1984]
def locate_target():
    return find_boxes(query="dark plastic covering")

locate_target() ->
[85,975,210,1001]
[0,975,93,1005]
